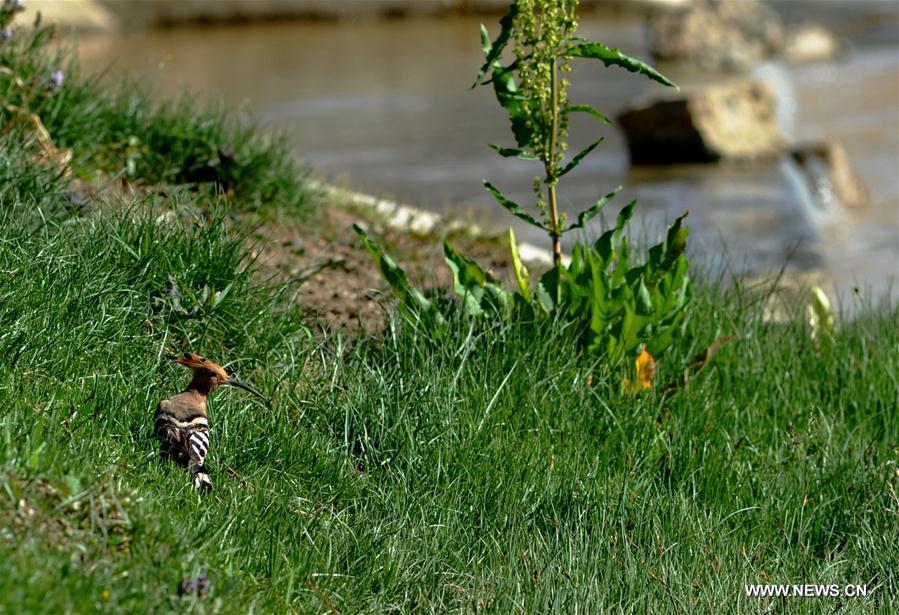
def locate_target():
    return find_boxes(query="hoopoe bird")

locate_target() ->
[155,353,267,491]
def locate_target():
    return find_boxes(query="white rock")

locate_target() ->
[783,24,843,64]
[648,0,784,72]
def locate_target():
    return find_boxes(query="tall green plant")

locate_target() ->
[474,0,676,265]
[358,0,692,367]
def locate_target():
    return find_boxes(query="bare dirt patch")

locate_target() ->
[251,201,515,335]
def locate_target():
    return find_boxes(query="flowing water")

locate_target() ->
[77,5,899,304]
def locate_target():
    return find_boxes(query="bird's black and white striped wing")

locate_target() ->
[187,427,210,467]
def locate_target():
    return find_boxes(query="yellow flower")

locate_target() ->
[623,347,655,392]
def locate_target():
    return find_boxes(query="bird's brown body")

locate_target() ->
[155,354,266,491]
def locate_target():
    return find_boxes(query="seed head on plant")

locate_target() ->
[513,0,577,167]
[476,0,678,266]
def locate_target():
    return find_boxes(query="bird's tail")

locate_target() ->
[190,464,213,492]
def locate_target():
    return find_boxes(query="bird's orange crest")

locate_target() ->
[175,353,229,380]
[172,353,268,402]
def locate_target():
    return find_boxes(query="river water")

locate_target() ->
[77,5,899,305]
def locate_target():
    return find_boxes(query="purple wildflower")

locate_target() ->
[196,571,210,597]
[1,29,12,41]
[177,579,197,597]
[178,571,210,598]
[49,70,64,90]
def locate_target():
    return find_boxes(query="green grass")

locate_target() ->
[1,13,898,615]
[0,22,310,214]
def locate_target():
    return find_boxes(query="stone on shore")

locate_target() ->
[28,0,119,31]
[599,0,698,14]
[782,24,843,64]
[789,141,868,210]
[647,0,784,72]
[617,80,786,164]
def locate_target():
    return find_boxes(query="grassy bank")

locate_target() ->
[1,18,898,615]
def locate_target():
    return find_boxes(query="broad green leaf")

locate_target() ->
[557,137,604,179]
[609,293,636,359]
[587,248,611,319]
[534,282,555,315]
[491,65,535,148]
[566,103,612,124]
[473,3,519,87]
[537,266,562,314]
[673,265,690,310]
[354,225,445,328]
[621,298,643,356]
[594,199,637,262]
[565,43,678,89]
[645,309,687,356]
[564,186,621,232]
[566,243,587,278]
[488,144,539,160]
[443,242,511,316]
[508,227,531,301]
[444,243,488,291]
[635,278,654,316]
[610,237,630,287]
[483,180,546,229]
[663,211,689,259]
[646,211,689,284]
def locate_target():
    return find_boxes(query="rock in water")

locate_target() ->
[783,24,843,64]
[789,141,868,210]
[648,0,784,71]
[617,80,786,164]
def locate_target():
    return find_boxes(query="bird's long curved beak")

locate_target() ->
[224,378,269,404]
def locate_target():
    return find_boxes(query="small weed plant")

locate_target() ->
[359,0,691,365]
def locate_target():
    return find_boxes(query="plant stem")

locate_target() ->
[546,55,562,267]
